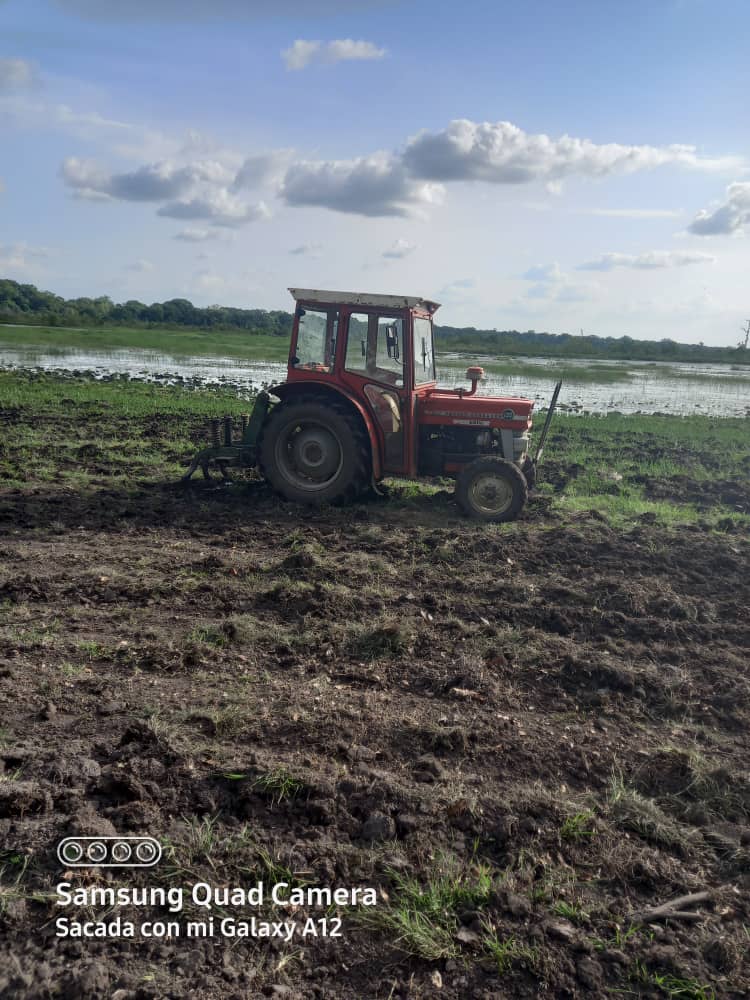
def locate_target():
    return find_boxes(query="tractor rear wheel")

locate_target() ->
[455,457,528,523]
[258,396,370,505]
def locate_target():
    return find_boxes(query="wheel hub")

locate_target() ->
[278,423,343,489]
[470,473,513,515]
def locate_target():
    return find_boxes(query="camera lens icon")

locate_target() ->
[60,840,83,865]
[57,836,162,868]
[87,841,108,864]
[135,840,158,864]
[110,841,131,863]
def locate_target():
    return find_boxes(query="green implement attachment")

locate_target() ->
[182,390,274,481]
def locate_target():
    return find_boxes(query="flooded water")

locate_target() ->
[1,344,749,417]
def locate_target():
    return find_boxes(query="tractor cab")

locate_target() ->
[184,287,561,522]
[284,288,440,481]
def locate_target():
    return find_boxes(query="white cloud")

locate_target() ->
[282,155,444,217]
[61,157,232,201]
[382,238,417,259]
[402,119,739,184]
[60,155,266,227]
[0,58,35,91]
[282,41,321,71]
[233,151,292,190]
[126,259,154,272]
[577,250,715,271]
[59,158,113,199]
[326,39,385,62]
[688,182,750,236]
[50,111,747,235]
[275,118,740,218]
[283,39,386,70]
[157,191,270,227]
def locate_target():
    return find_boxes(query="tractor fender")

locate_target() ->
[268,381,383,480]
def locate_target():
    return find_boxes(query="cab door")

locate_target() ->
[338,308,408,475]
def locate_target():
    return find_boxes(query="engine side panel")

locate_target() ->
[419,392,533,432]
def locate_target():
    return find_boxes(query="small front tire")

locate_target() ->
[455,457,528,523]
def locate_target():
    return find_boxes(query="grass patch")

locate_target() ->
[357,857,493,961]
[206,705,253,738]
[482,925,539,973]
[0,368,255,416]
[559,810,597,842]
[634,746,750,822]
[541,411,750,529]
[551,900,589,924]
[631,960,716,999]
[0,369,256,486]
[440,357,633,384]
[253,767,305,805]
[187,625,231,648]
[247,842,312,889]
[347,620,412,659]
[0,325,290,362]
[608,773,692,853]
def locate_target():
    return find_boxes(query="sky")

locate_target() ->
[1,0,749,345]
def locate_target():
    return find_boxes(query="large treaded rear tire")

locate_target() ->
[455,456,528,523]
[258,395,370,505]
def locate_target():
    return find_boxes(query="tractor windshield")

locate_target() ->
[413,316,435,384]
[293,307,338,372]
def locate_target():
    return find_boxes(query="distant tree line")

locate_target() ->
[0,279,291,336]
[1,278,747,364]
[434,325,749,363]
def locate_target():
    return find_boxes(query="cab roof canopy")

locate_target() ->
[289,287,441,315]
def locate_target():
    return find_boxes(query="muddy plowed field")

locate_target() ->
[0,394,748,998]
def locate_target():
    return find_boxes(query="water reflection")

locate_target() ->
[1,346,748,418]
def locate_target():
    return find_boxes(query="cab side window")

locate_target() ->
[375,317,404,385]
[345,313,404,387]
[293,307,338,372]
[344,312,369,374]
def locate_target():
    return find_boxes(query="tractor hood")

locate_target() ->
[419,391,534,430]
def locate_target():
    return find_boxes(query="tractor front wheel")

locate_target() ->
[258,396,370,505]
[455,457,528,523]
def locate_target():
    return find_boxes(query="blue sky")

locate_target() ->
[1,0,749,344]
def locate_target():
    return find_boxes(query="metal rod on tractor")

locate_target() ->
[534,379,563,466]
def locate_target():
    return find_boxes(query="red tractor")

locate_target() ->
[184,288,561,522]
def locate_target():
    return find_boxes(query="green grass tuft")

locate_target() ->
[357,858,493,961]
[253,767,305,805]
